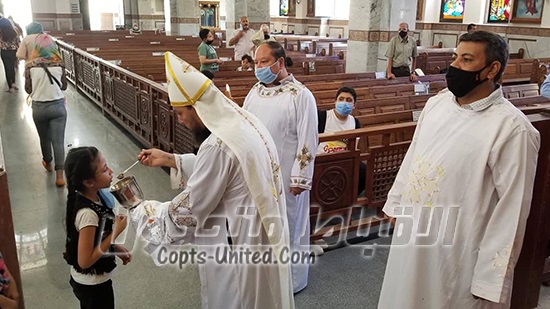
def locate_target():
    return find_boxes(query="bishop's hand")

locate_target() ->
[138,148,176,168]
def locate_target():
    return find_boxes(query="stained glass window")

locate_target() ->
[280,0,289,16]
[488,0,511,23]
[440,0,466,22]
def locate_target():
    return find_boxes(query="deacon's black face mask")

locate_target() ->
[445,64,492,98]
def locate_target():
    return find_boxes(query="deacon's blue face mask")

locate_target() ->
[335,101,353,116]
[255,59,281,84]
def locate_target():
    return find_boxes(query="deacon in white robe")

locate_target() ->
[380,32,542,308]
[243,42,318,293]
[123,52,295,309]
[378,86,540,308]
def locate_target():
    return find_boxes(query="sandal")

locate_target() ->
[55,179,66,187]
[42,160,54,172]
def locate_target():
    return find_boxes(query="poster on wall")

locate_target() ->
[440,0,466,22]
[487,0,511,23]
[511,0,544,24]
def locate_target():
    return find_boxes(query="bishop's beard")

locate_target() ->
[192,126,211,147]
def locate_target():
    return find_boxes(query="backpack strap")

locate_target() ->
[354,117,361,129]
[317,110,327,133]
[38,63,62,89]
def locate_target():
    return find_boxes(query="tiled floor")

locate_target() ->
[1,66,549,308]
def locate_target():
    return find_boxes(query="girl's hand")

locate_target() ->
[5,270,19,302]
[113,215,128,238]
[5,283,19,302]
[0,295,18,309]
[114,245,132,265]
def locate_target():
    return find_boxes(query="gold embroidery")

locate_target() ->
[405,156,444,207]
[169,192,197,227]
[291,177,312,187]
[297,146,313,170]
[492,245,512,278]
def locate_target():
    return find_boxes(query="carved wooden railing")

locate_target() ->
[56,40,195,154]
[312,123,415,242]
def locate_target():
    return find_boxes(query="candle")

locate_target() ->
[225,84,232,98]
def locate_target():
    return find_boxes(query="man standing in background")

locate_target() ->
[229,16,256,60]
[386,22,418,81]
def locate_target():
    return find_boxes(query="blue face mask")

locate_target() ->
[255,60,280,84]
[335,101,353,116]
[98,188,116,209]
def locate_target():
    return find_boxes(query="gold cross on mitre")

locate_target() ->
[165,51,212,107]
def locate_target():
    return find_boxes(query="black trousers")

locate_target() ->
[391,65,411,77]
[1,50,16,88]
[69,277,115,309]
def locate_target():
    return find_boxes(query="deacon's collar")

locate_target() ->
[456,84,502,111]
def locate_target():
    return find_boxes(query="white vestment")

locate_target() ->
[243,75,318,292]
[127,52,295,309]
[378,88,540,309]
[130,136,293,309]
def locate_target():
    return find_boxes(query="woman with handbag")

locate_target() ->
[0,18,20,93]
[17,22,68,187]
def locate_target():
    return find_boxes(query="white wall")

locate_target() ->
[31,0,54,13]
[423,0,439,23]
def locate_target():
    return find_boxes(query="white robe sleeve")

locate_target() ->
[470,129,540,303]
[129,144,234,264]
[169,153,196,190]
[290,89,318,190]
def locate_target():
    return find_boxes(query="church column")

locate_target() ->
[124,0,164,31]
[346,0,417,73]
[167,0,200,36]
[293,0,309,35]
[225,0,270,46]
[30,0,83,30]
[123,0,139,29]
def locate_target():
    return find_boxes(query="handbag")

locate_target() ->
[24,63,67,94]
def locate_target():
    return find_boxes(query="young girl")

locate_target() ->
[0,251,19,309]
[63,146,131,309]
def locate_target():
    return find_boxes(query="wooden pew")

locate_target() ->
[416,48,527,75]
[276,34,347,53]
[415,48,455,74]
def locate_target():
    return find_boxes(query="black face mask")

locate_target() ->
[445,64,491,98]
[205,39,214,45]
[399,31,407,38]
